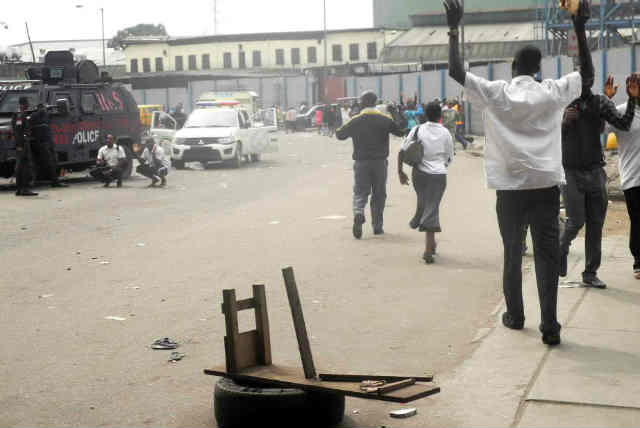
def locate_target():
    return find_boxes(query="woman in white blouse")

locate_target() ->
[398,101,454,264]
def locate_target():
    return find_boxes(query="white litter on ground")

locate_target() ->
[136,243,146,247]
[104,316,126,321]
[390,408,417,419]
[100,261,111,265]
[317,215,347,220]
[39,294,54,299]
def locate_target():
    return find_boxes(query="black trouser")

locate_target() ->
[15,144,33,192]
[136,164,168,179]
[496,187,561,335]
[31,138,59,183]
[90,166,123,184]
[560,168,608,279]
[624,186,640,271]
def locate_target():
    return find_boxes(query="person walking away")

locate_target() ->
[559,74,639,288]
[315,107,324,134]
[398,101,454,263]
[30,103,67,188]
[327,105,338,137]
[12,97,38,196]
[441,102,462,151]
[336,91,405,239]
[91,135,127,187]
[600,74,640,279]
[285,107,298,134]
[444,0,596,346]
[137,137,170,187]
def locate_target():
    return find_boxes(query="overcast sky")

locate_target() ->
[1,0,373,46]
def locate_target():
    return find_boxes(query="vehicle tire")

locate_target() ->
[230,143,243,169]
[121,145,134,179]
[172,159,186,170]
[213,377,344,428]
[250,153,261,162]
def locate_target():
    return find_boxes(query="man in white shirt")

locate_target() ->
[91,134,127,188]
[445,0,593,346]
[136,137,170,187]
[604,75,640,279]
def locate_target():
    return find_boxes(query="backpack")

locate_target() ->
[402,126,424,167]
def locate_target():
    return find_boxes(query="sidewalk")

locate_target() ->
[419,235,640,427]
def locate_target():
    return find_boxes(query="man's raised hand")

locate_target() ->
[443,0,463,29]
[627,74,640,99]
[605,75,618,100]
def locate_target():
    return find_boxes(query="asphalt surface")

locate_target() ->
[0,131,504,427]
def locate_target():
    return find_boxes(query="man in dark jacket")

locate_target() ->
[30,103,67,188]
[12,97,38,197]
[336,91,404,239]
[560,74,640,288]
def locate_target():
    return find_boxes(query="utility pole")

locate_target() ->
[213,0,219,35]
[323,0,328,102]
[100,8,106,67]
[461,0,465,67]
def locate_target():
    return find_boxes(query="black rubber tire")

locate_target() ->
[213,377,344,428]
[172,159,186,170]
[230,144,243,169]
[250,153,261,162]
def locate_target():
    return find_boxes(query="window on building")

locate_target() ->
[367,42,378,60]
[188,55,197,70]
[223,52,232,69]
[307,47,317,64]
[130,59,139,73]
[276,49,285,66]
[202,54,211,69]
[155,57,164,72]
[239,51,246,69]
[349,44,360,61]
[142,58,151,73]
[175,56,184,71]
[253,50,262,67]
[332,45,343,62]
[291,48,301,66]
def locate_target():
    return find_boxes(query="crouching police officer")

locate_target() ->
[137,137,169,187]
[12,97,38,197]
[30,103,67,188]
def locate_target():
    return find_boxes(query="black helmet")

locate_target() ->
[360,91,378,108]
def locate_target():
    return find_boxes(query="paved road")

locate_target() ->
[0,132,504,427]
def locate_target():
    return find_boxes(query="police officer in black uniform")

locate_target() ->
[12,97,38,197]
[30,103,67,188]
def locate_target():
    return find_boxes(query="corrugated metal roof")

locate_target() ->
[390,23,537,47]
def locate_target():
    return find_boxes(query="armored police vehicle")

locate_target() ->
[0,51,141,180]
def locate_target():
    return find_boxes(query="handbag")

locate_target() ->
[402,126,424,167]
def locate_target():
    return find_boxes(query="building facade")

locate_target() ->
[121,29,402,74]
[373,0,541,28]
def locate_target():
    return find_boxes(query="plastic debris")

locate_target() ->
[100,261,111,265]
[168,352,185,362]
[38,294,54,299]
[104,316,126,321]
[390,408,417,419]
[317,215,347,220]
[353,409,360,415]
[136,243,146,247]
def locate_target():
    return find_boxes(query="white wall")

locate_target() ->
[124,30,399,73]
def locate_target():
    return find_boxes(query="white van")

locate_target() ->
[150,107,278,169]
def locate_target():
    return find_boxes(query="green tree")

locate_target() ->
[109,23,168,48]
